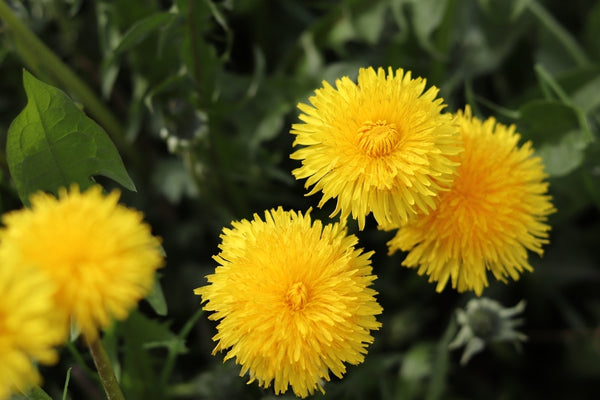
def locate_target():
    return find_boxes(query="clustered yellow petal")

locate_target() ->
[195,208,382,398]
[0,262,66,400]
[387,106,556,295]
[0,185,165,339]
[291,66,463,229]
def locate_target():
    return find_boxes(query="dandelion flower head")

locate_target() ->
[387,106,555,295]
[195,208,382,398]
[0,261,67,399]
[0,185,164,339]
[291,66,463,229]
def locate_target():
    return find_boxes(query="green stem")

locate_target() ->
[0,0,128,151]
[62,367,72,400]
[160,308,204,386]
[527,0,590,68]
[535,64,594,142]
[86,335,126,400]
[426,317,458,400]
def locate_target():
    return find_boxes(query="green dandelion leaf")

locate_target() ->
[6,70,135,204]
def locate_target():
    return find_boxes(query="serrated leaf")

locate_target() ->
[6,70,135,204]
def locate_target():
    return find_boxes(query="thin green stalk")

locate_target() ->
[0,0,127,151]
[66,340,100,381]
[535,64,594,142]
[527,0,590,68]
[86,335,126,400]
[160,308,204,386]
[62,367,72,400]
[426,317,458,400]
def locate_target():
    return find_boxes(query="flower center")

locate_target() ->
[285,281,308,311]
[357,120,400,157]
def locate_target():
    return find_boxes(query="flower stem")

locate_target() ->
[85,335,125,400]
[526,0,590,68]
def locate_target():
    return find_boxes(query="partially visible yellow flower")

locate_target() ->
[0,185,164,339]
[0,262,67,399]
[195,208,382,398]
[387,106,555,295]
[291,66,462,229]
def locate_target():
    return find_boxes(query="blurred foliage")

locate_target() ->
[1,0,599,399]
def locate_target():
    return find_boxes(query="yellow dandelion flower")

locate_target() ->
[0,185,164,339]
[0,262,67,400]
[195,208,382,398]
[291,66,463,229]
[387,106,556,295]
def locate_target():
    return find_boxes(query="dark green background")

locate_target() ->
[1,0,599,399]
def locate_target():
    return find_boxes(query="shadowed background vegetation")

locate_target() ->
[1,0,599,399]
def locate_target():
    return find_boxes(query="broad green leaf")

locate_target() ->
[411,0,449,56]
[249,105,288,152]
[571,75,600,114]
[119,311,187,399]
[353,1,387,44]
[297,32,323,76]
[582,166,600,210]
[120,311,165,400]
[400,343,434,381]
[536,130,587,177]
[533,65,594,141]
[389,0,410,42]
[517,100,579,144]
[152,159,198,203]
[6,70,135,204]
[122,310,187,355]
[22,386,52,400]
[327,12,355,48]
